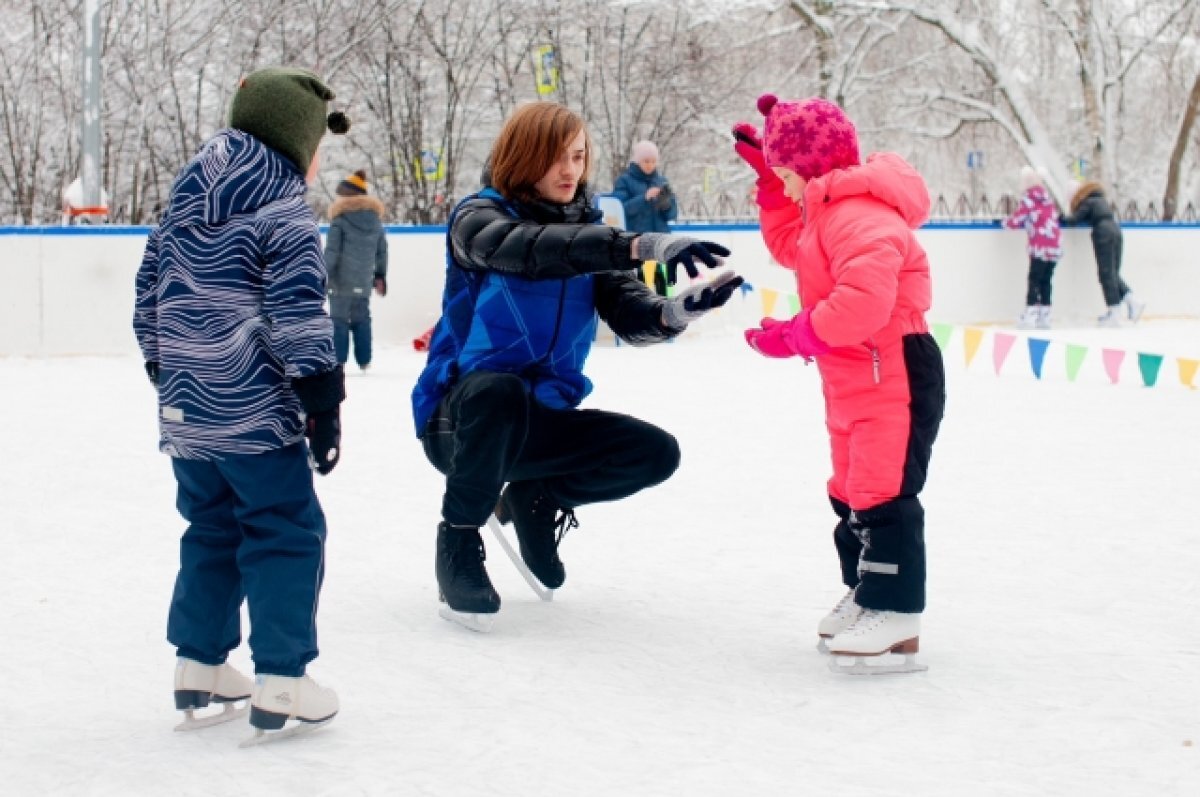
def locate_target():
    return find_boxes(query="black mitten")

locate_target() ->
[292,366,346,475]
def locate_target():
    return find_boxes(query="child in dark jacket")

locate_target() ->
[413,102,741,631]
[325,170,388,370]
[133,67,348,741]
[1003,166,1062,329]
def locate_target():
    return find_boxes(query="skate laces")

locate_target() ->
[554,509,579,547]
[844,609,885,636]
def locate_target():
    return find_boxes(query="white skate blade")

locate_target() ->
[174,701,248,731]
[816,637,832,655]
[437,603,496,633]
[486,516,555,602]
[238,717,334,748]
[827,652,928,675]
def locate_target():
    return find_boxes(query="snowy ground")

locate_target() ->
[2,317,1198,796]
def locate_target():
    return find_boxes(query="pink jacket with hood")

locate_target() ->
[758,152,932,393]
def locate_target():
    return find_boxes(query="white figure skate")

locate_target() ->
[173,658,253,731]
[240,673,338,747]
[826,610,927,675]
[816,589,862,654]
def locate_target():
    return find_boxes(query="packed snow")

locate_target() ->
[2,317,1198,796]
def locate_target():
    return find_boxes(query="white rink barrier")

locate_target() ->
[2,223,1198,356]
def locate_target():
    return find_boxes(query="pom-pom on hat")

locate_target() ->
[1019,165,1043,191]
[336,169,369,197]
[758,93,859,180]
[229,67,350,173]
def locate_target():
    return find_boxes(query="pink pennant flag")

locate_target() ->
[1101,348,1125,384]
[993,333,1016,375]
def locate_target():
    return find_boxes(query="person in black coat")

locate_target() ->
[412,102,742,630]
[1063,180,1145,326]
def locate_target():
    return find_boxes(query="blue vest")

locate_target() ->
[411,189,598,435]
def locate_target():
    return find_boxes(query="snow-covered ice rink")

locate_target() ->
[3,318,1198,796]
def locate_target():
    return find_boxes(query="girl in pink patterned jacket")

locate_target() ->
[1003,166,1062,329]
[736,94,945,670]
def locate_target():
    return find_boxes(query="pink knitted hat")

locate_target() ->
[758,94,860,180]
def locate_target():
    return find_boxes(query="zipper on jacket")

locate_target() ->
[868,340,881,384]
[544,279,568,359]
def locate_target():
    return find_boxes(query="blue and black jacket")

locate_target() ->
[412,186,680,436]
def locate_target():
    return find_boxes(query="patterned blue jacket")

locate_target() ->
[133,129,337,459]
[412,187,678,436]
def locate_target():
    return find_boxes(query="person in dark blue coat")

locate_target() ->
[413,103,742,630]
[612,140,679,295]
[1063,180,1145,326]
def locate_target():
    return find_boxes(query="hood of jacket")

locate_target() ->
[329,195,385,229]
[1070,180,1106,213]
[622,162,661,186]
[163,129,307,228]
[804,152,930,230]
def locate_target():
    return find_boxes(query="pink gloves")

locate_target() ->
[732,123,791,210]
[744,309,832,362]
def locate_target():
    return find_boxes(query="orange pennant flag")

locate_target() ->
[963,327,984,367]
[1178,358,1199,389]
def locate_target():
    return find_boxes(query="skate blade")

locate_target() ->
[438,603,496,633]
[486,517,555,602]
[174,701,249,731]
[238,717,334,748]
[816,637,832,655]
[827,652,927,675]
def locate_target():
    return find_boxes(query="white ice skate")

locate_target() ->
[486,515,555,602]
[1016,306,1038,329]
[826,610,927,675]
[173,658,253,731]
[240,674,338,747]
[1122,293,1146,323]
[437,596,498,633]
[816,589,862,654]
[1098,306,1123,327]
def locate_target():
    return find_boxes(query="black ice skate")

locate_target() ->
[436,522,501,632]
[494,481,576,591]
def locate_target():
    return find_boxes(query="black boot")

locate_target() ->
[495,481,575,590]
[435,523,501,614]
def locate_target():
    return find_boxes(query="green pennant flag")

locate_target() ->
[931,323,953,351]
[787,294,801,315]
[1065,344,1088,382]
[1138,352,1164,387]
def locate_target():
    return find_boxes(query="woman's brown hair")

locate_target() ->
[488,102,591,203]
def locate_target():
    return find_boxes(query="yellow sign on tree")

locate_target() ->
[414,148,444,182]
[534,45,559,96]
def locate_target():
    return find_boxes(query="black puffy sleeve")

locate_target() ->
[593,271,681,347]
[450,197,639,279]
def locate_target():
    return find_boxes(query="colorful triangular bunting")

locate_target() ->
[1028,338,1050,379]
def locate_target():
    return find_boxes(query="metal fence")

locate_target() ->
[676,191,1200,224]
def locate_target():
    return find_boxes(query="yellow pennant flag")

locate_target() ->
[760,288,779,318]
[962,327,984,367]
[1178,358,1199,389]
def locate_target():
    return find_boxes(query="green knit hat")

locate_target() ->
[228,67,350,173]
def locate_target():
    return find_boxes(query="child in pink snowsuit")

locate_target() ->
[737,94,945,662]
[1003,166,1062,329]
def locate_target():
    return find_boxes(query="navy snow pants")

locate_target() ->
[168,442,327,677]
